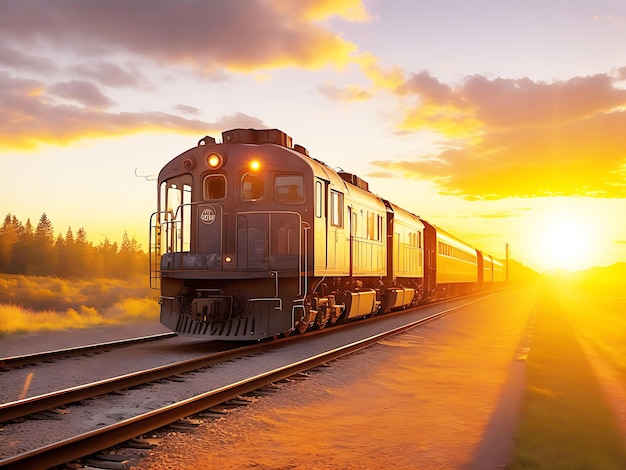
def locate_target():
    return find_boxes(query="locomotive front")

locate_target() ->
[150,128,314,340]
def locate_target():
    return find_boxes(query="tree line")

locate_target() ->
[0,213,147,278]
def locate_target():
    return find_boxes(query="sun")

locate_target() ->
[536,212,595,272]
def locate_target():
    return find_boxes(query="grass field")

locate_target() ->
[0,274,159,335]
[511,273,626,469]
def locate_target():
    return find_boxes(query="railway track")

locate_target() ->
[0,340,273,423]
[0,332,176,370]
[0,295,490,469]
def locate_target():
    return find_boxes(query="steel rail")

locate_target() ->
[0,332,177,370]
[0,339,273,423]
[0,297,487,470]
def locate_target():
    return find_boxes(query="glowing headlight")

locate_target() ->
[207,153,224,169]
[250,160,260,171]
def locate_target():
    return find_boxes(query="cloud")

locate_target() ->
[0,72,267,150]
[355,51,405,91]
[0,47,57,74]
[173,104,203,116]
[371,71,626,199]
[464,208,532,220]
[211,112,266,130]
[270,0,373,22]
[48,80,116,109]
[319,83,372,101]
[0,0,362,74]
[69,62,145,88]
[0,0,373,150]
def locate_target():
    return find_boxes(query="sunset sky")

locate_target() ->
[2,0,626,272]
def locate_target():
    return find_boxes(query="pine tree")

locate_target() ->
[31,213,56,274]
[95,237,118,277]
[0,214,19,271]
[35,213,54,244]
[73,226,93,276]
[58,226,77,276]
[0,214,147,278]
[11,218,34,273]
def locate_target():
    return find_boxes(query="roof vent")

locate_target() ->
[339,172,369,191]
[293,144,309,156]
[222,128,292,148]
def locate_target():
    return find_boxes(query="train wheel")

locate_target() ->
[314,306,329,330]
[296,320,309,335]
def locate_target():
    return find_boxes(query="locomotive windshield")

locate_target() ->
[274,174,304,203]
[204,174,226,200]
[242,173,264,201]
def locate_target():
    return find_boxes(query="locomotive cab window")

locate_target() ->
[274,175,304,203]
[242,173,264,201]
[203,174,226,200]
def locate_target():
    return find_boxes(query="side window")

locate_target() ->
[203,174,226,200]
[330,190,343,227]
[275,174,304,203]
[367,212,375,239]
[315,181,323,218]
[242,173,264,201]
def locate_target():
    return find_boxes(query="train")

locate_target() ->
[149,128,506,340]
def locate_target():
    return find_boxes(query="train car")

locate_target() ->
[477,250,490,286]
[421,220,478,299]
[383,201,424,310]
[492,257,506,283]
[150,127,503,341]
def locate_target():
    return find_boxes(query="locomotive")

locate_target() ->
[149,128,505,340]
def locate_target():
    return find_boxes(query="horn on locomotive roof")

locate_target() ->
[198,136,217,146]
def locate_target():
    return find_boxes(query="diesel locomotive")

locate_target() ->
[149,128,505,340]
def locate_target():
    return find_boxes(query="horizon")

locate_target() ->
[2,1,626,273]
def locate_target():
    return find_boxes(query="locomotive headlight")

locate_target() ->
[250,160,260,171]
[223,254,236,269]
[207,153,224,169]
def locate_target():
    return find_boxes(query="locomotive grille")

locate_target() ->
[191,296,233,323]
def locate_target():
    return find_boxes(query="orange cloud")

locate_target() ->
[318,52,406,104]
[0,0,361,74]
[270,0,373,22]
[371,71,626,199]
[0,74,266,150]
[0,1,370,149]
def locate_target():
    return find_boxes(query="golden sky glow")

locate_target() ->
[2,0,626,272]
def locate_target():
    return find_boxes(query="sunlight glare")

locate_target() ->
[537,213,594,272]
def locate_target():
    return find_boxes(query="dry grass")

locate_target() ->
[0,274,159,335]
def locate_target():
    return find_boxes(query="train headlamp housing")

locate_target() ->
[207,153,225,170]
